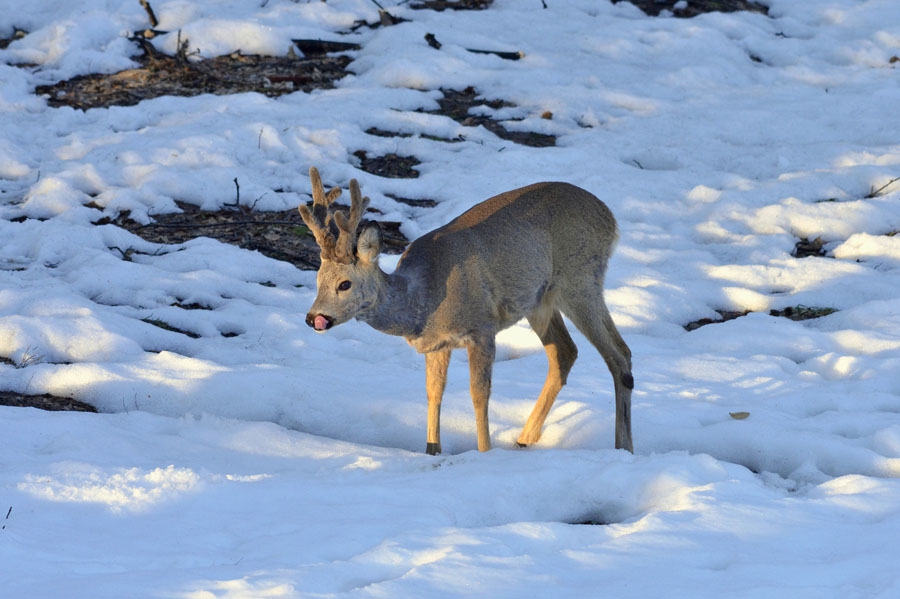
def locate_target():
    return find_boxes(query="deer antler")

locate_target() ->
[333,178,370,259]
[297,167,369,264]
[298,166,342,261]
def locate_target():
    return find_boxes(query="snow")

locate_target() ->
[1,0,900,596]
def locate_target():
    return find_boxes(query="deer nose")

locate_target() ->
[305,313,334,331]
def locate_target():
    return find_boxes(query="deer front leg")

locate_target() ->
[467,335,495,452]
[425,349,451,455]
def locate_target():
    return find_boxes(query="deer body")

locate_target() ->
[300,168,633,455]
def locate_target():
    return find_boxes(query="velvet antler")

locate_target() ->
[298,167,370,263]
[298,166,343,261]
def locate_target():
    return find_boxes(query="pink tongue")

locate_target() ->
[314,315,329,331]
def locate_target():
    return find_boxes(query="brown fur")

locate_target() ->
[298,167,633,454]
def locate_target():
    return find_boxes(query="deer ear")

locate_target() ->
[357,224,382,264]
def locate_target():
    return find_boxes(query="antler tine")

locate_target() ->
[308,166,342,207]
[333,178,370,259]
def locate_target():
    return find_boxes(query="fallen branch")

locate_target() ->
[132,28,168,40]
[865,176,900,199]
[130,34,163,59]
[411,0,494,10]
[425,33,442,50]
[139,0,159,28]
[422,33,522,60]
[367,0,402,26]
[291,39,361,56]
[466,47,524,60]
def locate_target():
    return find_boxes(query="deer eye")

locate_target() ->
[337,280,352,292]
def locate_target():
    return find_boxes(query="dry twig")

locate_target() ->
[865,176,900,199]
[139,0,159,27]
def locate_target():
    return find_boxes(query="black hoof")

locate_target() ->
[515,442,529,449]
[425,442,441,455]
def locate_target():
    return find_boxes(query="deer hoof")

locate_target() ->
[514,441,529,449]
[425,442,441,455]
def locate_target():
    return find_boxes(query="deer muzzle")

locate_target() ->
[305,313,334,332]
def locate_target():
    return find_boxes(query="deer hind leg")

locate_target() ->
[425,349,451,455]
[467,335,495,452]
[517,309,578,447]
[563,291,634,453]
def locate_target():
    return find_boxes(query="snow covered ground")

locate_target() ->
[2,0,900,596]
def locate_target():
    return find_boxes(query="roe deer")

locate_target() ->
[299,166,633,454]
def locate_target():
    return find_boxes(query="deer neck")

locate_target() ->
[358,267,425,339]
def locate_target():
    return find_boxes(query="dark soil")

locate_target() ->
[429,87,557,148]
[769,305,838,320]
[684,305,837,331]
[613,0,769,18]
[684,310,749,331]
[357,86,557,182]
[366,127,463,144]
[386,194,439,208]
[35,47,352,110]
[0,28,27,50]
[353,150,421,179]
[0,391,97,413]
[106,200,408,271]
[793,237,827,258]
[411,0,494,10]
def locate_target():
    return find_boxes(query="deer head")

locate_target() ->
[298,167,383,332]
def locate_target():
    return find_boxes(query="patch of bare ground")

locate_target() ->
[366,127,464,144]
[411,0,493,10]
[793,237,828,258]
[684,310,750,331]
[385,194,439,208]
[428,87,556,148]
[0,28,27,50]
[0,391,97,413]
[613,0,769,18]
[353,150,421,179]
[770,306,838,320]
[35,44,352,110]
[684,306,837,331]
[105,200,408,270]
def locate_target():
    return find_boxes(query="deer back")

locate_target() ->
[393,182,618,349]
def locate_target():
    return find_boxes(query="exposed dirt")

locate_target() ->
[357,85,557,184]
[0,28,27,50]
[684,306,837,331]
[35,46,352,110]
[366,127,464,144]
[104,200,409,271]
[429,86,557,148]
[353,85,558,201]
[613,0,769,18]
[793,237,827,258]
[684,310,750,331]
[411,0,494,10]
[353,150,422,179]
[385,194,439,208]
[770,305,838,320]
[0,391,97,413]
